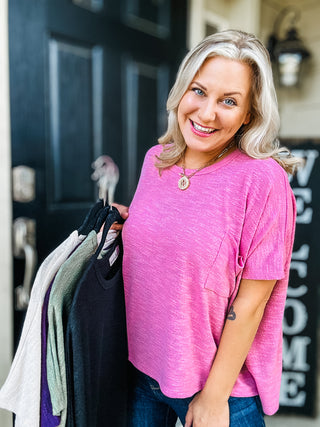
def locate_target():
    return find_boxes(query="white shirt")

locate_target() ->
[0,230,83,427]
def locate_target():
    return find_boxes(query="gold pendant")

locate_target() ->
[178,175,190,190]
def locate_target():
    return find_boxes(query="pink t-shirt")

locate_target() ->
[122,144,296,416]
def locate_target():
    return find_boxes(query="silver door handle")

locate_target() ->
[13,217,37,310]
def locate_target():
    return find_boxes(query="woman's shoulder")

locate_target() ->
[231,151,293,202]
[143,144,162,164]
[146,144,163,157]
[138,144,163,176]
[233,152,295,214]
[235,150,289,185]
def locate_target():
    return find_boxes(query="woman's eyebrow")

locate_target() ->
[223,91,243,96]
[191,80,207,90]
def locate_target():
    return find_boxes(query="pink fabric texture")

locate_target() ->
[122,144,296,416]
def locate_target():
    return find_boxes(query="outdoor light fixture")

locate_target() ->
[267,7,310,87]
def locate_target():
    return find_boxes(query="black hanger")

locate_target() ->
[94,206,124,256]
[77,199,104,236]
[93,205,111,233]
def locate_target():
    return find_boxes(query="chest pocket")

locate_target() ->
[203,233,243,298]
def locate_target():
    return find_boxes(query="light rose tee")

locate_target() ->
[122,145,296,416]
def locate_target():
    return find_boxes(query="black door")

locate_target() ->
[9,0,187,349]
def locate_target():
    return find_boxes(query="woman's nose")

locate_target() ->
[198,99,217,123]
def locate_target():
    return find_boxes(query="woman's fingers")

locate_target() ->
[110,203,129,230]
[112,203,129,220]
[184,407,193,427]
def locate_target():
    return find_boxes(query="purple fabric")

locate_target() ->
[40,281,60,427]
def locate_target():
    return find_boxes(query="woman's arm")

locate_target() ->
[185,278,277,427]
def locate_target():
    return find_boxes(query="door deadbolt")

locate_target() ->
[12,165,36,203]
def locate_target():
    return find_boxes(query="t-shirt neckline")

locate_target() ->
[170,148,242,176]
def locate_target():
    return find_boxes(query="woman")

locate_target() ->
[116,30,301,427]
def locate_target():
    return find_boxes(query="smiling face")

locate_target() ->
[177,56,252,167]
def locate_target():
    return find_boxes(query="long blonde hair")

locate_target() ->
[156,30,302,174]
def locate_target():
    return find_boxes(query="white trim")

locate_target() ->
[188,0,205,49]
[188,0,229,49]
[204,10,229,33]
[0,1,13,425]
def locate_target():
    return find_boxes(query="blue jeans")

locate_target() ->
[127,366,266,426]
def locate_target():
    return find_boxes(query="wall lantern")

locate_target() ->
[267,7,310,87]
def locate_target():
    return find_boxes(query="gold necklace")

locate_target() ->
[178,141,235,191]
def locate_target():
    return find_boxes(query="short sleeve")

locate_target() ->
[241,170,296,281]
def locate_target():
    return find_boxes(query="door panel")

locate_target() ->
[124,57,169,197]
[48,39,102,207]
[123,0,171,38]
[10,0,187,348]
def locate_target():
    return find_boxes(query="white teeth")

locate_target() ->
[192,121,215,133]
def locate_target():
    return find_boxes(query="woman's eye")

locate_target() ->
[192,87,205,96]
[223,98,236,106]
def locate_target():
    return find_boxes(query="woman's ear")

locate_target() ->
[243,111,251,125]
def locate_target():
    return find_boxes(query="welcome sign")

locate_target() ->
[279,140,319,416]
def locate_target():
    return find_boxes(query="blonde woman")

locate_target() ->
[116,30,301,427]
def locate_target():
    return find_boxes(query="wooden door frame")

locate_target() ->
[0,1,13,426]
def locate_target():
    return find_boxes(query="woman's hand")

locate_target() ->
[185,391,229,427]
[111,203,129,230]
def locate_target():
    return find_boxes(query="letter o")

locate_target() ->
[283,299,308,335]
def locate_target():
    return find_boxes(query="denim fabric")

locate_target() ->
[127,367,265,427]
[228,396,265,427]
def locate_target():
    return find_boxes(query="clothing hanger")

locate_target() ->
[93,205,111,233]
[77,199,104,236]
[78,169,113,236]
[94,206,124,257]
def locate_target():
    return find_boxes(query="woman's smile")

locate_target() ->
[190,120,217,136]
